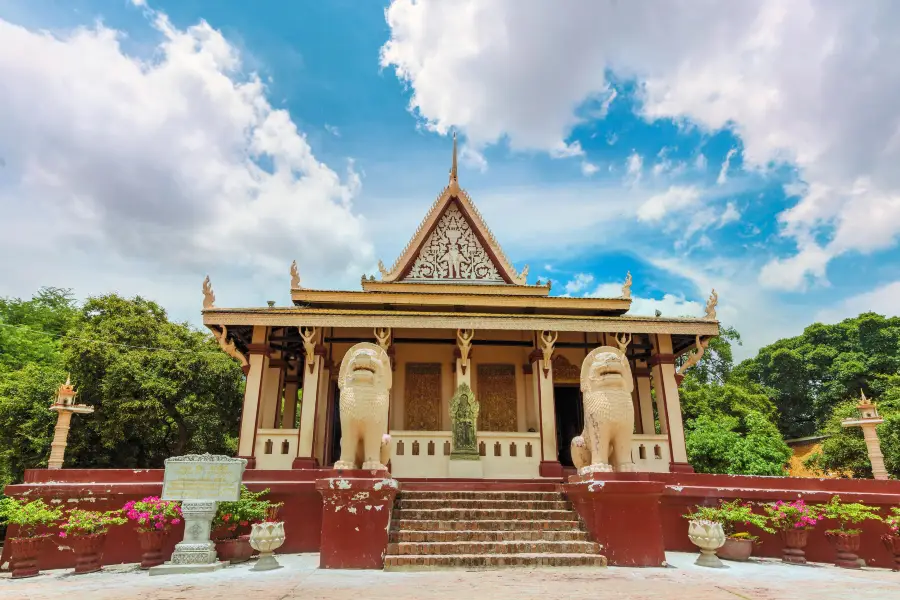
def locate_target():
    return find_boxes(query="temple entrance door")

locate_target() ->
[554,385,583,468]
[327,383,341,466]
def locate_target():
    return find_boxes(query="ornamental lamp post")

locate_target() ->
[841,390,888,480]
[48,376,94,469]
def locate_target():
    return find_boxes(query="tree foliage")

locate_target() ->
[0,289,245,486]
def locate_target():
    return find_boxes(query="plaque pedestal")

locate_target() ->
[150,500,225,575]
[448,456,482,478]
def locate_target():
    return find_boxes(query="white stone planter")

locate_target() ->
[688,520,726,568]
[249,522,286,571]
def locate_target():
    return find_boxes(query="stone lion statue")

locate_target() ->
[335,342,392,471]
[570,346,636,474]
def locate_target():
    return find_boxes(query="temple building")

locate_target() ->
[202,136,719,478]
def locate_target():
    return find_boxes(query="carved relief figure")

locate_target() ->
[335,343,392,471]
[406,204,502,281]
[450,383,480,459]
[570,346,636,474]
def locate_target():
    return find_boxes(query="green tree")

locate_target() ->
[0,287,76,372]
[686,410,792,476]
[737,313,900,438]
[61,294,244,468]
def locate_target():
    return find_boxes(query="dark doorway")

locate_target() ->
[327,383,341,466]
[554,386,583,467]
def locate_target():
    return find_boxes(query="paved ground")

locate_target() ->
[2,552,898,600]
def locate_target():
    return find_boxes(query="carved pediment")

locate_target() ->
[405,202,502,282]
[377,135,527,285]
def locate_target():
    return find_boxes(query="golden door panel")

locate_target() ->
[404,363,442,431]
[477,364,517,432]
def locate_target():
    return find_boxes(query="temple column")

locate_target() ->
[314,360,333,465]
[237,326,270,468]
[281,367,299,430]
[649,334,691,473]
[259,357,284,430]
[533,330,561,477]
[635,360,655,435]
[294,327,324,469]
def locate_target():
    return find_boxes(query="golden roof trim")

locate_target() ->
[290,288,629,309]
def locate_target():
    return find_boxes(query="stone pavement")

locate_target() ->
[2,552,898,600]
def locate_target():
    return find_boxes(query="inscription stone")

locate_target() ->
[149,454,246,576]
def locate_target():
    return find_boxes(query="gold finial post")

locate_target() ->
[449,131,458,184]
[49,376,93,469]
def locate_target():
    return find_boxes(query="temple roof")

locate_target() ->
[377,134,528,286]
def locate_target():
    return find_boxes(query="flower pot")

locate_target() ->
[882,534,900,571]
[249,522,286,571]
[137,529,169,569]
[717,537,754,562]
[215,535,254,564]
[826,531,861,569]
[70,533,108,574]
[780,529,809,564]
[7,535,49,579]
[688,520,726,568]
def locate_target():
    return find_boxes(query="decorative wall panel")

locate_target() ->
[477,364,517,432]
[404,363,442,431]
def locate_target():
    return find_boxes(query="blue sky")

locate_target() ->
[2,0,900,360]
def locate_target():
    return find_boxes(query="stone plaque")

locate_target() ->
[162,453,245,502]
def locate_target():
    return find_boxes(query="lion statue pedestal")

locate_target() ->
[316,342,400,569]
[570,346,636,475]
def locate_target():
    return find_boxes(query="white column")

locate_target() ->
[259,360,283,431]
[531,344,559,476]
[862,426,888,480]
[650,334,689,470]
[295,328,323,467]
[237,326,269,462]
[635,360,655,435]
[47,411,74,469]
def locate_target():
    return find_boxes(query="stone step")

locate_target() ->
[396,498,571,511]
[383,553,607,570]
[390,529,591,543]
[400,491,564,502]
[394,508,576,521]
[393,519,584,532]
[386,540,600,556]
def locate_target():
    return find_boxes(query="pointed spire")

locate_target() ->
[449,131,458,184]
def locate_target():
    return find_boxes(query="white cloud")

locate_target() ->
[549,140,585,159]
[459,143,488,172]
[815,280,900,324]
[695,153,707,170]
[625,151,643,186]
[580,161,599,176]
[381,0,900,290]
[716,148,738,185]
[324,123,341,137]
[637,185,700,222]
[583,282,703,319]
[565,273,594,295]
[0,8,372,313]
[719,202,741,226]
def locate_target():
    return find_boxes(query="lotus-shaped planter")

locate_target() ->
[249,522,285,571]
[688,520,726,568]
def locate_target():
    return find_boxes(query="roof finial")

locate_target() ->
[449,131,458,184]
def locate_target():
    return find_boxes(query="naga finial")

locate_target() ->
[202,275,215,309]
[677,335,709,375]
[290,260,301,289]
[704,288,718,320]
[622,271,632,299]
[378,260,389,279]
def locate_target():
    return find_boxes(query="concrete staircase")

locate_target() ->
[384,489,606,570]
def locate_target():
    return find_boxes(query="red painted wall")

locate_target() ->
[1,469,323,571]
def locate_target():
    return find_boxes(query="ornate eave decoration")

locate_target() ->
[551,355,580,383]
[704,289,718,320]
[457,328,474,374]
[202,275,215,309]
[677,334,709,376]
[212,325,249,368]
[539,330,558,378]
[377,134,527,286]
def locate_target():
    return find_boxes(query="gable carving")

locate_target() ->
[404,203,503,282]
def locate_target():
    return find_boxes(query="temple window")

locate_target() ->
[479,441,486,456]
[509,442,517,457]
[494,441,502,457]
[654,444,662,459]
[281,439,290,455]
[264,439,273,454]
[443,440,451,456]
[427,440,435,456]
[639,445,647,460]
[525,442,533,458]
[396,440,404,456]
[412,440,420,456]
